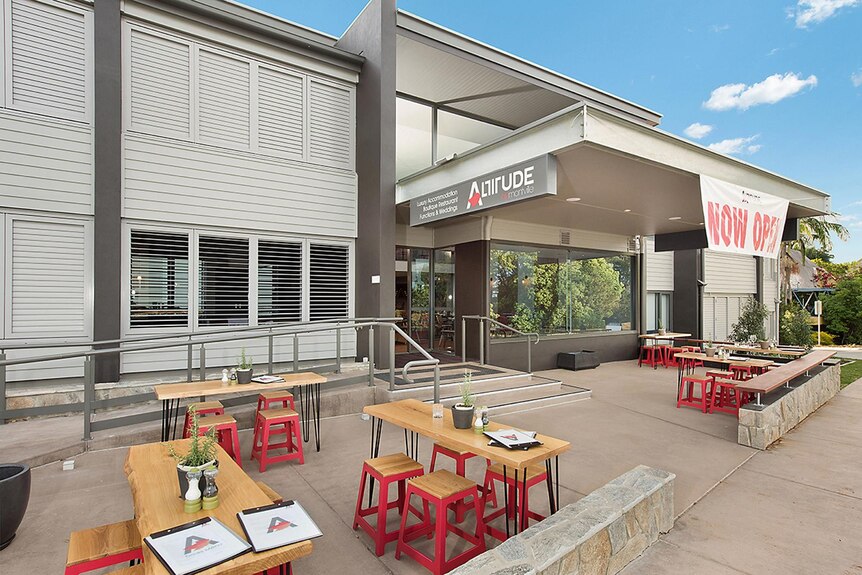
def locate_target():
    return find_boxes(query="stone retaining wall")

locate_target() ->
[738,363,840,450]
[450,465,674,575]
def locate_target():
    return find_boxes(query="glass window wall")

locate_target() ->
[490,244,634,336]
[437,110,510,159]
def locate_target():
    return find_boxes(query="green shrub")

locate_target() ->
[810,331,835,346]
[823,275,862,345]
[730,297,769,342]
[780,302,812,347]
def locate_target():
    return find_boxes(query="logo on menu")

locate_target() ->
[267,517,297,533]
[184,535,219,555]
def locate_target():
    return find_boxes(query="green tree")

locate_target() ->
[781,215,850,301]
[569,258,624,330]
[730,297,769,342]
[779,302,812,347]
[823,275,862,344]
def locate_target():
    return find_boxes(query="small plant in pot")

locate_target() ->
[236,348,253,384]
[657,319,666,336]
[168,406,218,498]
[704,339,717,357]
[452,371,475,429]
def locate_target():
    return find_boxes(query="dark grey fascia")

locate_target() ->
[396,10,662,127]
[134,0,364,72]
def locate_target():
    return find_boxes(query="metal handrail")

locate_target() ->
[0,317,440,439]
[461,315,539,373]
[0,316,403,351]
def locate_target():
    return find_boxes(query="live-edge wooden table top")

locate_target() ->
[124,441,312,575]
[154,372,326,401]
[364,399,570,470]
[674,351,775,369]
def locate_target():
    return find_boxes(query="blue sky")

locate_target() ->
[242,0,862,262]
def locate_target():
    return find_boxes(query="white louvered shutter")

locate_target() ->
[129,28,190,138]
[257,240,302,324]
[9,218,88,337]
[308,79,352,168]
[198,49,250,148]
[309,243,349,321]
[198,235,249,327]
[257,67,304,158]
[9,0,89,121]
[130,230,189,328]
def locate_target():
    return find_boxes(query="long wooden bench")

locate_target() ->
[735,350,837,405]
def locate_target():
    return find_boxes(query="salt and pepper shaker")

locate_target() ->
[221,368,229,384]
[183,469,203,513]
[202,466,219,510]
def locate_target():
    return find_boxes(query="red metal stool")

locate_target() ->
[481,463,547,540]
[353,453,425,556]
[197,414,242,467]
[65,520,143,575]
[677,376,712,413]
[395,470,486,575]
[665,347,684,367]
[709,378,744,416]
[182,400,225,438]
[251,408,304,471]
[655,345,670,368]
[638,345,661,367]
[730,365,754,381]
[256,390,295,412]
[429,443,494,521]
[706,369,734,381]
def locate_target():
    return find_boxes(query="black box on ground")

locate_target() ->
[557,350,600,370]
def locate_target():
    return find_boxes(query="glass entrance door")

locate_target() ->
[394,246,455,353]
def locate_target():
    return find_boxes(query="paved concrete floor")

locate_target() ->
[621,378,862,575]
[7,360,858,574]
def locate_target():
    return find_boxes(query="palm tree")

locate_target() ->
[780,214,850,302]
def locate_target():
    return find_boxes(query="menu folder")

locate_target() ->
[484,429,543,450]
[145,516,252,575]
[237,500,323,553]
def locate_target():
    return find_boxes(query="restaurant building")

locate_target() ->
[0,0,830,384]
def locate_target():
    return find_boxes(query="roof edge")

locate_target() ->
[396,9,662,127]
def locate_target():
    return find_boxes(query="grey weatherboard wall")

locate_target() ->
[93,0,123,383]
[336,0,397,367]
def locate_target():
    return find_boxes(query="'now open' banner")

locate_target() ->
[700,175,789,259]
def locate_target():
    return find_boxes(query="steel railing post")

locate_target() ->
[268,331,274,375]
[461,317,466,362]
[186,339,193,382]
[199,344,206,381]
[335,324,342,374]
[389,327,396,391]
[479,319,485,365]
[368,325,375,387]
[83,356,94,441]
[293,335,299,372]
[0,351,6,425]
[433,363,440,404]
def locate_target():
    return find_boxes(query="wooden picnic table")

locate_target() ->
[363,399,570,538]
[124,440,312,575]
[154,373,326,450]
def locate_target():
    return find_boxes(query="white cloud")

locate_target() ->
[711,24,730,32]
[707,135,761,156]
[767,48,781,56]
[684,123,714,139]
[793,0,860,28]
[704,72,818,111]
[852,69,862,87]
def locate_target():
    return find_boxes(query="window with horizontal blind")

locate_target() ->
[130,230,189,328]
[309,243,349,321]
[198,235,249,327]
[258,240,302,324]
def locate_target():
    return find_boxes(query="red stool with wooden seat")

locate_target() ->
[730,365,754,380]
[182,400,225,438]
[395,470,486,575]
[482,463,547,540]
[429,443,494,521]
[709,378,744,416]
[353,453,425,556]
[706,369,734,381]
[638,345,661,367]
[677,376,712,413]
[65,520,143,575]
[198,414,242,467]
[655,345,670,368]
[256,390,295,412]
[665,347,684,367]
[251,408,304,471]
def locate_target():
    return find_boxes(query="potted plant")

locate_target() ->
[657,319,666,336]
[704,339,717,357]
[0,464,30,550]
[168,406,219,497]
[452,371,475,429]
[236,348,253,384]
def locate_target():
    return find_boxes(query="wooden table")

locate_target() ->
[638,332,692,341]
[363,399,571,537]
[717,344,806,358]
[673,351,774,389]
[125,441,312,575]
[154,373,327,450]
